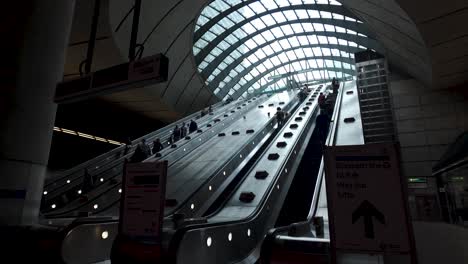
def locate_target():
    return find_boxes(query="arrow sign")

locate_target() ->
[352,200,385,239]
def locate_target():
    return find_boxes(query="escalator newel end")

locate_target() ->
[284,132,293,138]
[255,170,269,179]
[346,90,354,95]
[218,133,226,137]
[232,131,240,135]
[185,136,191,140]
[268,153,280,160]
[246,129,255,134]
[207,124,212,127]
[258,105,264,108]
[239,192,256,203]
[289,124,298,129]
[171,144,177,148]
[224,114,229,117]
[295,117,303,122]
[344,117,356,123]
[197,129,203,133]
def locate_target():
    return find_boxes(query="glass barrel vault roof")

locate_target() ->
[193,0,375,100]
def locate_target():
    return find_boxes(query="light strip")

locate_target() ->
[53,127,123,146]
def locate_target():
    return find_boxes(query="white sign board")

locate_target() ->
[324,143,412,254]
[120,161,168,242]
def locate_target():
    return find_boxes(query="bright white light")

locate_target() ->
[101,231,109,239]
[228,233,233,241]
[66,180,70,184]
[93,204,99,209]
[191,203,195,210]
[209,185,212,191]
[100,178,104,182]
[207,237,212,247]
[43,191,48,195]
[51,204,56,209]
[223,171,226,175]
[118,188,122,193]
[77,190,82,194]
[247,229,251,237]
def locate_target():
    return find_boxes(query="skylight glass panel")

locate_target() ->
[322,48,331,56]
[318,35,328,44]
[343,63,351,69]
[211,47,223,57]
[313,71,321,79]
[286,50,297,60]
[229,70,238,78]
[302,23,314,32]
[326,60,334,67]
[245,74,253,81]
[296,49,306,58]
[328,36,338,44]
[295,10,309,19]
[219,17,235,29]
[264,60,274,69]
[203,31,217,41]
[263,45,274,56]
[312,47,322,56]
[251,68,260,76]
[313,23,324,31]
[310,60,318,68]
[224,55,235,64]
[193,46,202,55]
[345,16,356,22]
[324,24,335,32]
[271,56,281,66]
[298,36,309,45]
[291,61,301,71]
[283,10,298,20]
[213,68,221,76]
[278,53,288,63]
[334,61,341,68]
[204,54,216,64]
[242,6,256,18]
[203,6,220,18]
[261,14,276,26]
[349,41,358,47]
[256,50,266,60]
[331,48,341,56]
[347,29,357,34]
[257,64,267,73]
[330,0,342,5]
[291,37,302,47]
[281,25,294,35]
[289,0,303,5]
[228,11,245,23]
[303,48,313,56]
[277,67,287,74]
[291,23,304,33]
[320,11,332,19]
[225,35,238,45]
[335,26,346,33]
[338,39,347,46]
[247,53,259,63]
[277,1,290,7]
[224,76,232,83]
[245,39,257,49]
[270,27,284,38]
[252,18,267,30]
[253,34,266,45]
[242,58,252,67]
[358,33,367,37]
[262,30,275,42]
[272,11,287,23]
[270,42,282,52]
[243,23,257,34]
[211,1,230,11]
[262,0,278,10]
[278,39,291,49]
[333,13,344,20]
[199,61,209,69]
[249,2,266,13]
[197,15,210,27]
[316,0,328,4]
[308,35,318,44]
[308,10,320,18]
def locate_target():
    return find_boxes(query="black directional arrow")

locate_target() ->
[352,200,385,239]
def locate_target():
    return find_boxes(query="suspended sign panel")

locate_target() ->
[324,143,414,255]
[55,54,169,103]
[120,161,168,242]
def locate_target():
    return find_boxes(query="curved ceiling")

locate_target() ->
[193,0,380,100]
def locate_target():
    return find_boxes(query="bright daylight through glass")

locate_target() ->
[194,0,376,100]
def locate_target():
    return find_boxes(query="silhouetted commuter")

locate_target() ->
[318,93,326,109]
[123,137,132,155]
[200,108,208,117]
[189,120,198,133]
[153,138,163,154]
[276,107,286,127]
[172,125,181,142]
[131,139,150,162]
[298,88,307,101]
[332,77,339,94]
[180,122,188,138]
[82,168,94,192]
[316,110,330,144]
[208,105,213,113]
